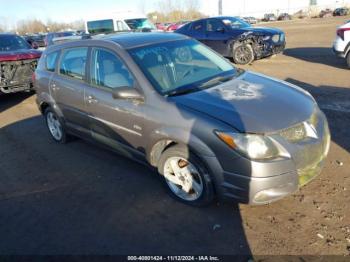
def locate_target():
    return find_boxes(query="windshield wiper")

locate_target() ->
[166,71,239,97]
[198,75,235,89]
[166,87,199,97]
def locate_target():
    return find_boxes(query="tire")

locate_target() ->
[44,107,68,144]
[158,145,215,207]
[232,43,254,65]
[346,52,350,69]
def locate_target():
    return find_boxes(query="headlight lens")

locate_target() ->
[272,34,280,43]
[216,132,281,160]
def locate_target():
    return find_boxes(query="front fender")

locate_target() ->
[147,127,216,166]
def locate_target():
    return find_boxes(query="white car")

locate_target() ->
[333,20,350,68]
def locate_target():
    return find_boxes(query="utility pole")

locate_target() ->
[218,0,223,15]
[243,0,246,16]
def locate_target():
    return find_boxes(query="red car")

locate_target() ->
[155,23,171,31]
[166,21,189,32]
[0,34,41,94]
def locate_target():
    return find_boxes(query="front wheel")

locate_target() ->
[346,52,350,69]
[158,145,215,207]
[233,44,255,65]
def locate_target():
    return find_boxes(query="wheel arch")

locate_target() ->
[148,128,216,167]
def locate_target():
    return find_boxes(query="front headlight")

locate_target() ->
[272,34,280,43]
[216,131,283,160]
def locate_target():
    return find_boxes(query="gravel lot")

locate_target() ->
[0,16,349,256]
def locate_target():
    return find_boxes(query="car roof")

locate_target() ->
[103,32,189,49]
[45,32,191,53]
[0,33,18,37]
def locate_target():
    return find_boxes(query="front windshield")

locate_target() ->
[125,18,156,30]
[129,39,236,96]
[221,17,251,29]
[0,35,31,51]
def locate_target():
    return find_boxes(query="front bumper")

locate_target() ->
[256,40,286,59]
[205,109,330,205]
[0,59,37,94]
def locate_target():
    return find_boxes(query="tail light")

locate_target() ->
[32,72,36,83]
[337,27,350,40]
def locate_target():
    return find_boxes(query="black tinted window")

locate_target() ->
[191,21,203,32]
[207,19,224,32]
[0,35,31,51]
[91,48,134,89]
[87,20,114,34]
[59,48,88,80]
[46,51,59,72]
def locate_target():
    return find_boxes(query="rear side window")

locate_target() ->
[46,51,59,72]
[91,48,134,90]
[191,21,204,32]
[207,19,224,32]
[59,48,88,80]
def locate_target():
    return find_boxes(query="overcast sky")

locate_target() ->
[1,0,349,29]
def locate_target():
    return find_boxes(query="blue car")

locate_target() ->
[175,16,286,65]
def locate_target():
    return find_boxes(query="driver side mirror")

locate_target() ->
[112,86,144,101]
[216,27,225,33]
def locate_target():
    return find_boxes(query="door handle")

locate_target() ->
[51,83,59,91]
[87,95,98,104]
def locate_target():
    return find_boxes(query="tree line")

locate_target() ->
[0,19,84,35]
[147,0,207,23]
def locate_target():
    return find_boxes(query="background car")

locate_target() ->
[0,34,41,94]
[263,13,277,22]
[243,16,258,24]
[319,9,333,18]
[155,22,171,31]
[44,31,77,46]
[23,34,46,48]
[278,13,292,21]
[333,7,349,16]
[175,16,286,65]
[333,20,350,68]
[166,21,189,32]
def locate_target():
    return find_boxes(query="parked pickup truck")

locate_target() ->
[0,34,41,94]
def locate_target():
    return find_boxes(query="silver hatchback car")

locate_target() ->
[34,33,330,206]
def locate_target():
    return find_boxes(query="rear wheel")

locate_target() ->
[346,52,350,69]
[158,145,214,207]
[44,108,68,144]
[233,44,254,65]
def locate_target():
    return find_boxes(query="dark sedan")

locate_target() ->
[333,7,349,16]
[175,16,286,65]
[24,34,46,48]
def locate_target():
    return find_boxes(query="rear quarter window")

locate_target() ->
[59,47,88,80]
[45,51,60,72]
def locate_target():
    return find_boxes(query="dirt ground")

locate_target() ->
[0,16,349,257]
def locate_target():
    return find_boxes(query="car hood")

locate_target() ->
[239,26,283,35]
[0,49,42,62]
[171,71,315,133]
